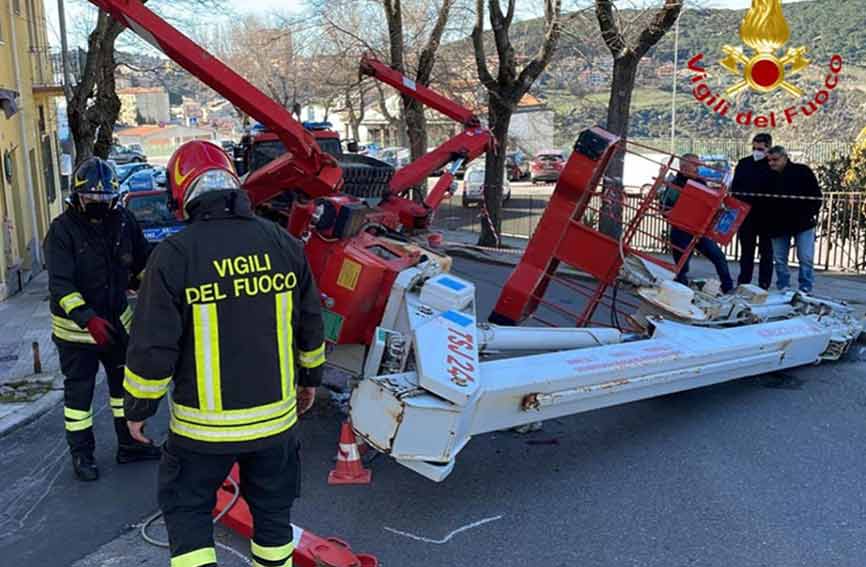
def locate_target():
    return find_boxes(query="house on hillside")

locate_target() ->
[344,92,553,154]
[116,125,216,157]
[181,98,204,127]
[509,94,555,155]
[117,87,171,124]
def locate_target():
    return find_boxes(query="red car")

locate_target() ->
[530,151,565,184]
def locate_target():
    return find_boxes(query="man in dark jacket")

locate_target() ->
[124,141,325,567]
[44,157,161,482]
[766,146,823,293]
[730,133,775,289]
[660,154,734,293]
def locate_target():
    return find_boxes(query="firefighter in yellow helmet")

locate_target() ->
[123,140,325,567]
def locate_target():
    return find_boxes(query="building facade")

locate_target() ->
[116,124,216,157]
[0,0,64,301]
[117,86,170,125]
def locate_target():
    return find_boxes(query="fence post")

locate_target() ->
[823,193,833,271]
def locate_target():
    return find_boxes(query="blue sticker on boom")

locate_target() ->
[437,276,467,291]
[442,310,472,327]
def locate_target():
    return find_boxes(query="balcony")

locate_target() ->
[29,46,66,96]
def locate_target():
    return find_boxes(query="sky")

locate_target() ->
[46,0,810,48]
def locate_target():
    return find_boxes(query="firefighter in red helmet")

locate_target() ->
[124,140,325,567]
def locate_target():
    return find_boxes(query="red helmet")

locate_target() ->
[167,140,240,219]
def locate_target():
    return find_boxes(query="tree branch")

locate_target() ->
[471,0,496,89]
[595,0,629,60]
[489,0,517,83]
[517,0,563,93]
[415,0,455,85]
[633,0,682,59]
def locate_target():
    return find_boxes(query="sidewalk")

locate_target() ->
[0,271,63,436]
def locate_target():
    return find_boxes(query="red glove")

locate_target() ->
[86,317,116,346]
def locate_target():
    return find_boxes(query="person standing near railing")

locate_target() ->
[765,146,823,293]
[660,154,734,293]
[731,133,775,290]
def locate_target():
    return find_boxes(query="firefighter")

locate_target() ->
[123,140,325,567]
[44,156,161,482]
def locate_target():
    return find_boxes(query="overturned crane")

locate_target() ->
[89,0,863,502]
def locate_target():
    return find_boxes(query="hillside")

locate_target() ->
[116,0,866,145]
[497,0,866,145]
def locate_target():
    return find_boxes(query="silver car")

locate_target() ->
[461,167,511,207]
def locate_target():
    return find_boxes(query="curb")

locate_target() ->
[0,388,63,439]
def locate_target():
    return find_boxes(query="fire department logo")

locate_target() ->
[719,0,809,96]
[686,0,844,128]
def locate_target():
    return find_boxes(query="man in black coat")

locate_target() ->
[766,146,823,293]
[730,133,775,289]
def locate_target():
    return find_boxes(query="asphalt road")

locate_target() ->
[1,257,864,566]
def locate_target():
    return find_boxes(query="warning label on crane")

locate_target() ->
[337,259,362,290]
[322,309,344,343]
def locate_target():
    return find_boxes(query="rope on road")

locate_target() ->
[140,474,243,554]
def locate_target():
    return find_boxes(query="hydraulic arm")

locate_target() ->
[90,0,342,203]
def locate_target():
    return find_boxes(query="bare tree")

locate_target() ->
[595,0,682,236]
[472,0,563,246]
[220,15,300,109]
[382,0,456,194]
[67,11,125,164]
[67,0,226,165]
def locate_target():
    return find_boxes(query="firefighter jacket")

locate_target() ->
[44,206,149,348]
[123,191,326,454]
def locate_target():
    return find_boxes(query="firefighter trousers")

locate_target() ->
[158,436,300,567]
[57,343,134,457]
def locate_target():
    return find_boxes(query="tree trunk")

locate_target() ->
[479,94,512,247]
[403,96,428,200]
[67,13,124,165]
[598,55,638,239]
[93,32,122,159]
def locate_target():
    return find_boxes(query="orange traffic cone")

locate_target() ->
[328,421,372,485]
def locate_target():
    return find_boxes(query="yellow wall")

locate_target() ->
[119,93,138,126]
[0,0,63,300]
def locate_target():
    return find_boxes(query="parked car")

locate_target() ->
[120,166,166,195]
[462,166,511,207]
[109,144,147,165]
[220,140,236,155]
[530,150,565,184]
[114,162,152,184]
[122,190,185,249]
[379,147,411,169]
[506,151,530,181]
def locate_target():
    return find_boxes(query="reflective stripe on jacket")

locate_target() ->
[124,191,325,454]
[44,206,149,347]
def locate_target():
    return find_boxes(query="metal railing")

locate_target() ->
[29,46,63,89]
[432,191,866,273]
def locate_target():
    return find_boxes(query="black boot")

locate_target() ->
[116,440,162,464]
[72,454,99,481]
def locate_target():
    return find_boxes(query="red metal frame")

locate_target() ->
[359,54,492,200]
[491,131,747,328]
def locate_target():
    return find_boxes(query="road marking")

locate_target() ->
[216,541,252,565]
[383,515,503,544]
